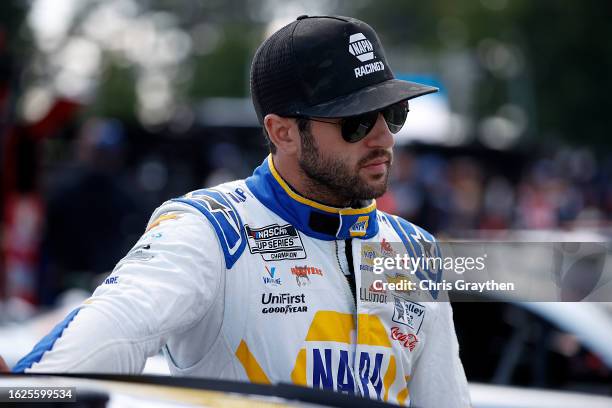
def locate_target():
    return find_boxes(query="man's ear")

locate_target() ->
[264,114,299,155]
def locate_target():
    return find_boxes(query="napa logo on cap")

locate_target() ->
[349,215,369,237]
[348,33,375,62]
[349,33,385,78]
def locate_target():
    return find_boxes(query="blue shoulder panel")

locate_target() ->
[12,307,81,373]
[172,188,246,269]
[384,213,442,299]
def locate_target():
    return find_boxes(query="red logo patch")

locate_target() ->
[381,238,393,253]
[390,326,418,351]
[291,266,324,286]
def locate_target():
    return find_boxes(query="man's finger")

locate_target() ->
[0,356,10,372]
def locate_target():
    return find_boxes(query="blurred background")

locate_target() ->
[0,0,611,402]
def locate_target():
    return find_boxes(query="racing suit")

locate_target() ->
[14,156,471,407]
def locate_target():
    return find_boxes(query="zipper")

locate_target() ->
[344,239,357,306]
[334,240,357,308]
[334,241,357,313]
[343,238,364,397]
[334,238,362,396]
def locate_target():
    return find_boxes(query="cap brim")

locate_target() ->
[295,79,438,118]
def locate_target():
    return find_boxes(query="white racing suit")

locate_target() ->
[14,156,471,407]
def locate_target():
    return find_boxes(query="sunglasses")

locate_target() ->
[303,101,409,143]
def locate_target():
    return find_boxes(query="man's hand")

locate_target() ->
[0,356,9,372]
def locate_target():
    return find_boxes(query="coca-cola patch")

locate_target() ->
[390,326,419,352]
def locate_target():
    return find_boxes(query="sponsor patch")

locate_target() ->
[291,265,323,287]
[349,216,369,237]
[348,32,374,62]
[361,243,377,265]
[123,243,154,262]
[246,223,306,261]
[261,292,307,314]
[391,296,425,333]
[390,326,419,351]
[380,238,393,255]
[359,287,387,303]
[360,264,374,272]
[262,265,282,286]
[104,276,119,285]
[226,187,249,204]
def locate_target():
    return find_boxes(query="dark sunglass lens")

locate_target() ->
[383,101,409,134]
[342,111,378,142]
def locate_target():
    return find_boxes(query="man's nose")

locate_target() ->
[364,113,394,149]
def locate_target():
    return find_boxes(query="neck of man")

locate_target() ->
[272,154,353,208]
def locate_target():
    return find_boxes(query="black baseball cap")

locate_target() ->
[250,15,438,123]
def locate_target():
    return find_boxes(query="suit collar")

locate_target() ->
[245,156,379,240]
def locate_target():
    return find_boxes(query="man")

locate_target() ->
[5,16,470,407]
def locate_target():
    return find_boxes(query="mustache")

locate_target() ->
[358,149,393,167]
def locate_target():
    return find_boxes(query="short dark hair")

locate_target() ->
[263,118,310,154]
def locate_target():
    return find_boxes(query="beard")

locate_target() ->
[297,127,392,203]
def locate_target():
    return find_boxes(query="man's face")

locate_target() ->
[297,113,394,202]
